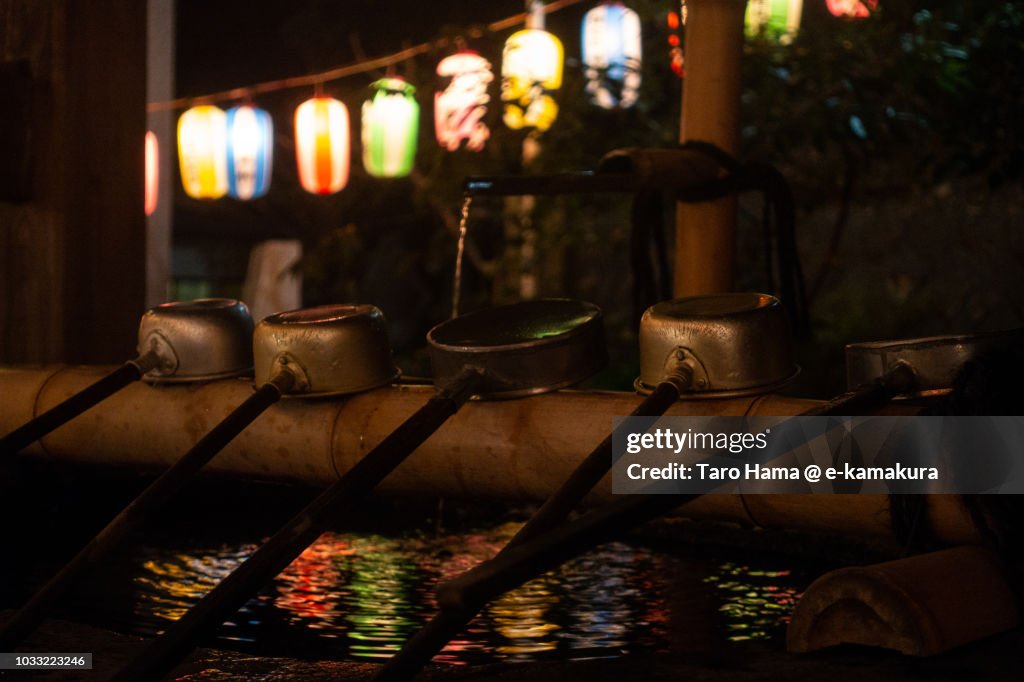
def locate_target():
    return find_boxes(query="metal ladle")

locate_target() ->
[0,303,397,650]
[796,328,1024,417]
[0,298,253,458]
[111,298,608,682]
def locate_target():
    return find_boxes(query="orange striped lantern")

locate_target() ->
[144,131,159,216]
[294,96,350,195]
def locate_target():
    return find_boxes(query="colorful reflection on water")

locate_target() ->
[703,562,803,642]
[101,524,811,665]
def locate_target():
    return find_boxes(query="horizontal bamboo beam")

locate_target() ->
[0,365,980,545]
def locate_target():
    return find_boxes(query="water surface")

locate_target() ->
[62,520,811,666]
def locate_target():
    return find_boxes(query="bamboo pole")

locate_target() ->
[674,0,746,296]
[788,547,1019,655]
[0,365,980,544]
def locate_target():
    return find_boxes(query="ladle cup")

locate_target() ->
[0,298,253,458]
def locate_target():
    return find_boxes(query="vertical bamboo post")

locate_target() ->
[674,0,746,297]
[501,1,547,304]
[146,0,175,309]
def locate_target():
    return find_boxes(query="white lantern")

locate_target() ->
[435,51,493,152]
[582,2,642,109]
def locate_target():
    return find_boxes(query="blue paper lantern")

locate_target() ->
[226,104,273,200]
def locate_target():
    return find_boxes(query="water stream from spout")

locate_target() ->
[451,194,473,318]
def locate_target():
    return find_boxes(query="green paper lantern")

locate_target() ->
[362,78,419,178]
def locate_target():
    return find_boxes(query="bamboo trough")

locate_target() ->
[0,365,981,546]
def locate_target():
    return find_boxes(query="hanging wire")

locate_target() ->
[147,0,585,113]
[349,32,387,81]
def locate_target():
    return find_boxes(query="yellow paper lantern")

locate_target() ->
[294,96,350,195]
[502,2,564,131]
[177,105,228,199]
[144,131,158,216]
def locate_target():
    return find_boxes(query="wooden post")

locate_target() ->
[63,1,148,363]
[674,0,746,297]
[0,0,147,364]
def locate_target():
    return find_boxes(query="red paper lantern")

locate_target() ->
[144,131,158,216]
[826,0,877,20]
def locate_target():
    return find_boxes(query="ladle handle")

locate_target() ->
[430,367,926,639]
[0,351,161,458]
[380,368,923,680]
[375,380,680,681]
[0,379,284,651]
[437,493,687,615]
[510,381,679,547]
[111,369,483,682]
[800,361,916,417]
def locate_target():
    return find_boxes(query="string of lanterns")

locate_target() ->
[144,0,879,210]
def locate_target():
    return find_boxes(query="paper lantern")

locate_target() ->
[294,96,350,195]
[826,0,877,19]
[361,78,419,178]
[582,2,642,109]
[502,3,563,131]
[226,104,273,199]
[667,7,685,78]
[746,0,803,39]
[177,105,228,199]
[144,131,158,216]
[435,51,493,152]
